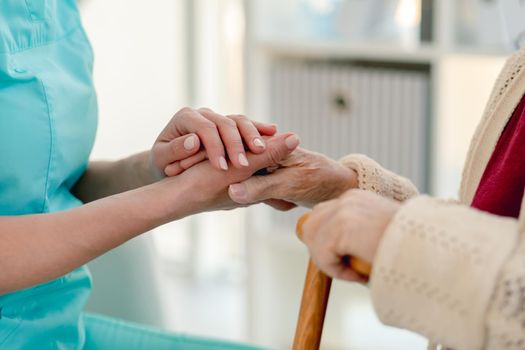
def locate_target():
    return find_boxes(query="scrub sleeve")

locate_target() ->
[0,1,264,349]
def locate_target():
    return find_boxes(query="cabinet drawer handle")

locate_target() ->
[332,91,352,114]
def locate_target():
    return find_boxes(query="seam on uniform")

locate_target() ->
[0,25,81,55]
[0,320,22,348]
[37,77,54,213]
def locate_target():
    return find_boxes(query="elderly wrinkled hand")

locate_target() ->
[302,189,400,282]
[227,147,358,209]
[159,133,301,217]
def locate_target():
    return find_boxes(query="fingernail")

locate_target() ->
[238,153,249,167]
[184,135,196,150]
[229,184,246,199]
[219,156,228,170]
[253,138,265,149]
[285,134,300,150]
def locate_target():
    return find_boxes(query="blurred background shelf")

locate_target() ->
[258,39,512,62]
[257,39,439,63]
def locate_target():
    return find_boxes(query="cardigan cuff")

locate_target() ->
[339,154,418,201]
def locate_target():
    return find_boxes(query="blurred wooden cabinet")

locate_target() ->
[271,60,430,187]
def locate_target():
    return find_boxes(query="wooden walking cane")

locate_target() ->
[293,213,372,350]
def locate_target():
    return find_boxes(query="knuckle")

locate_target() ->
[177,106,193,115]
[170,140,182,153]
[229,114,248,122]
[221,117,238,128]
[228,138,244,148]
[266,145,284,165]
[178,110,199,125]
[200,120,218,131]
[198,107,213,113]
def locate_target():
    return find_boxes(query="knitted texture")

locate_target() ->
[370,196,518,350]
[460,48,525,204]
[364,47,525,350]
[485,238,525,350]
[339,154,418,202]
[485,199,525,350]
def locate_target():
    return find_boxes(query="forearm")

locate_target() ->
[1,133,298,294]
[73,151,159,203]
[0,180,185,294]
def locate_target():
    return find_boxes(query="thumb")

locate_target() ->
[229,173,282,204]
[228,133,300,203]
[153,133,201,172]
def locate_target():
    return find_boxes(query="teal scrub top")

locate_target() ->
[0,2,265,350]
[0,0,98,348]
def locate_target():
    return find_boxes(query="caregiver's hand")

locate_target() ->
[73,107,276,204]
[228,148,357,209]
[0,132,299,294]
[302,189,400,282]
[150,107,276,177]
[156,133,301,222]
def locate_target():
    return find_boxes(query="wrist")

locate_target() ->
[122,151,164,189]
[142,151,165,184]
[142,176,201,225]
[345,167,359,190]
[330,165,358,200]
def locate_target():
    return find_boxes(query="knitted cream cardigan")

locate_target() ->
[339,47,525,350]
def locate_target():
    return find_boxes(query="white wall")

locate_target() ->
[432,55,505,198]
[80,0,188,158]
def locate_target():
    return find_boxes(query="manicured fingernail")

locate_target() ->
[285,134,300,150]
[184,135,196,150]
[238,153,249,167]
[219,156,228,170]
[229,184,246,199]
[253,138,265,149]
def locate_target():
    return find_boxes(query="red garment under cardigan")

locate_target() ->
[471,95,525,218]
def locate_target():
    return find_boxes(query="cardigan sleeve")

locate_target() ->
[484,218,525,350]
[339,154,419,201]
[369,196,520,350]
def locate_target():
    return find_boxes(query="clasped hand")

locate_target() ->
[150,107,401,282]
[147,107,300,220]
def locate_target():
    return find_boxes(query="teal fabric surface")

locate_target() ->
[0,1,262,349]
[84,313,265,350]
[0,1,97,348]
